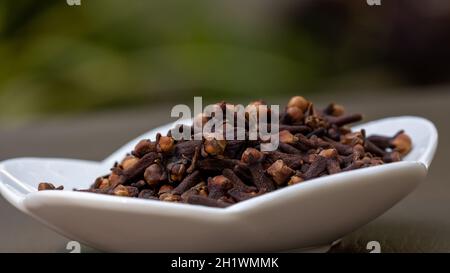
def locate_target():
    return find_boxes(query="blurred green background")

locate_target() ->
[1,0,449,121]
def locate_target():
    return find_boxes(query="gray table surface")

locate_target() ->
[1,89,449,252]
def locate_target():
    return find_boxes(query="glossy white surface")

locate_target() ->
[0,116,437,252]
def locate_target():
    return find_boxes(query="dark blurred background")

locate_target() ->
[0,0,449,121]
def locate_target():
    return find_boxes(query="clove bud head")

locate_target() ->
[330,104,345,116]
[158,184,174,196]
[181,182,208,201]
[38,182,63,191]
[341,131,364,146]
[305,115,327,129]
[169,163,186,182]
[287,175,304,186]
[158,136,175,153]
[319,148,338,158]
[287,96,309,112]
[241,148,264,164]
[144,164,165,186]
[266,160,294,186]
[113,185,129,196]
[133,139,156,157]
[286,106,304,123]
[208,175,233,199]
[279,130,298,144]
[97,178,110,189]
[159,193,181,202]
[352,144,365,160]
[392,133,412,156]
[121,155,139,170]
[138,189,156,199]
[108,172,121,186]
[203,137,227,156]
[209,175,232,189]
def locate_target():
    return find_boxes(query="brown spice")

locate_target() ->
[41,96,412,208]
[38,182,63,191]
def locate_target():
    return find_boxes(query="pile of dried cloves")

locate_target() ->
[38,96,412,208]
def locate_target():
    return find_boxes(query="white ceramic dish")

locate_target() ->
[0,116,437,252]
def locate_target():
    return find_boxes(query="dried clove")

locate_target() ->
[278,142,303,154]
[222,168,257,193]
[168,162,187,182]
[198,158,240,172]
[112,185,128,196]
[279,125,311,134]
[186,145,200,173]
[228,187,259,202]
[171,170,201,195]
[38,182,63,191]
[133,139,156,158]
[158,184,174,196]
[287,96,310,112]
[202,137,227,157]
[160,193,181,202]
[138,189,157,199]
[207,175,233,199]
[322,103,345,117]
[144,163,166,187]
[46,96,412,208]
[241,148,276,192]
[120,155,139,170]
[130,180,147,189]
[391,132,412,156]
[326,113,363,127]
[303,156,328,180]
[266,160,294,186]
[115,152,161,188]
[181,182,208,201]
[174,140,202,158]
[186,195,231,208]
[158,136,175,153]
[287,174,304,186]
